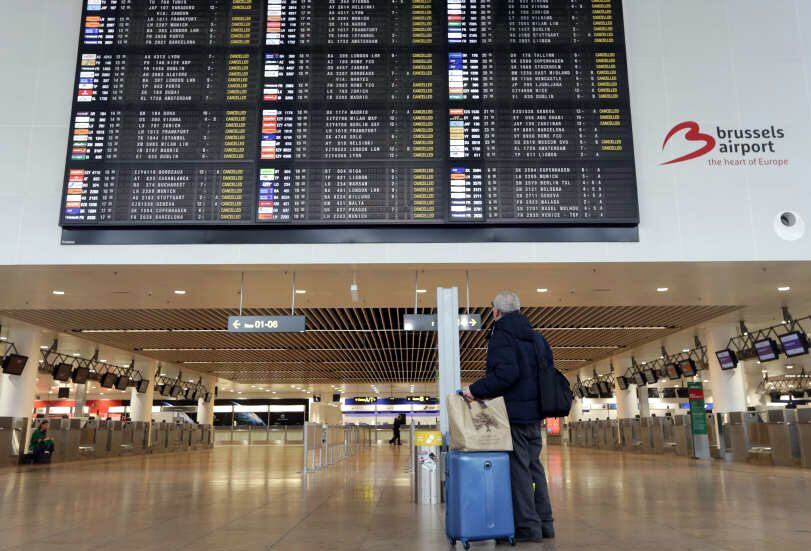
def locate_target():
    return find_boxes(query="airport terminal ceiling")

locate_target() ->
[3,262,811,387]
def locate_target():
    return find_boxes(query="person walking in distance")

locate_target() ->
[389,413,403,446]
[462,291,555,542]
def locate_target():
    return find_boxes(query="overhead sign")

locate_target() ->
[403,314,437,331]
[403,314,482,332]
[227,316,305,333]
[458,314,482,331]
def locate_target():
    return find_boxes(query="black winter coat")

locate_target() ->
[469,311,553,424]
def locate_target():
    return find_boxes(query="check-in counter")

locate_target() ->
[672,415,693,456]
[202,424,213,448]
[797,409,811,469]
[583,422,593,448]
[591,421,602,449]
[132,421,149,453]
[726,412,758,462]
[151,422,169,453]
[707,413,722,458]
[119,422,136,455]
[766,409,800,467]
[179,424,191,450]
[605,420,619,449]
[639,418,655,453]
[650,417,666,453]
[189,425,203,449]
[166,423,180,452]
[48,418,74,463]
[93,420,113,458]
[79,419,99,459]
[619,418,639,451]
[107,421,124,457]
[662,416,677,454]
[0,417,27,466]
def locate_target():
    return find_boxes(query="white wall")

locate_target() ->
[309,402,342,425]
[1,0,811,266]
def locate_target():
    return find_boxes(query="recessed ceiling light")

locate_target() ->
[295,289,307,294]
[536,288,549,293]
[52,290,65,295]
[174,289,187,295]
[416,289,427,294]
[786,365,794,369]
[778,286,791,292]
[703,380,709,383]
[656,287,669,293]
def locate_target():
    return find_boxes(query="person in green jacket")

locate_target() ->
[30,420,54,463]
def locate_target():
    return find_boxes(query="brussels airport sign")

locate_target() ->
[661,121,789,168]
[228,316,306,333]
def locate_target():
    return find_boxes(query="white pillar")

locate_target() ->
[0,326,45,419]
[197,377,214,425]
[615,378,638,419]
[569,398,583,422]
[437,287,461,435]
[73,383,87,417]
[130,360,157,423]
[637,385,650,417]
[703,325,747,413]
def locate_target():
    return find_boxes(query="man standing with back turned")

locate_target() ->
[462,291,554,543]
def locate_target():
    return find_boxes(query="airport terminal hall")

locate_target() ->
[3,0,811,550]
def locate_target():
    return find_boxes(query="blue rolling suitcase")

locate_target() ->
[445,451,515,549]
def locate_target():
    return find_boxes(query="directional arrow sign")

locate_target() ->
[458,313,483,332]
[403,314,482,332]
[227,316,305,333]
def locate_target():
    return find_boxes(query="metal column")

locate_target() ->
[437,287,461,437]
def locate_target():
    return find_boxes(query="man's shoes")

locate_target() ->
[515,533,544,543]
[541,522,555,539]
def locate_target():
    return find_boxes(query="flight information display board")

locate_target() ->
[60,0,638,243]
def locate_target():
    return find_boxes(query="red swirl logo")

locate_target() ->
[661,121,716,165]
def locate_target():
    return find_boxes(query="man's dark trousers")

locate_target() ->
[509,423,553,538]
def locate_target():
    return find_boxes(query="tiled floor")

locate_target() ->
[1,443,811,550]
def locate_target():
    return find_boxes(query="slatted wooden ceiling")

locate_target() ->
[0,305,738,383]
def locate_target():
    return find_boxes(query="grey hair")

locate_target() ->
[492,291,521,313]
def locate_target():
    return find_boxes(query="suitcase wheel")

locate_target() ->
[447,537,456,547]
[462,541,470,550]
[509,536,516,546]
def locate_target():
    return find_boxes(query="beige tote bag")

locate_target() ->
[448,394,513,451]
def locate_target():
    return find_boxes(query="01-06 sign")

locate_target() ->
[227,316,305,333]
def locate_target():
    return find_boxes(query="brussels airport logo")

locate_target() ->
[661,121,788,168]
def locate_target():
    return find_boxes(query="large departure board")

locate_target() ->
[60,0,638,243]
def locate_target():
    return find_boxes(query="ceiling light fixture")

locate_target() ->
[174,290,187,295]
[295,289,307,295]
[778,286,791,292]
[536,288,549,293]
[416,289,427,294]
[656,287,669,293]
[52,290,65,295]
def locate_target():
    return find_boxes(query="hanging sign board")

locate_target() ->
[403,314,482,332]
[227,316,305,333]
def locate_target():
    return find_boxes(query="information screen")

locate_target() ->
[61,0,638,243]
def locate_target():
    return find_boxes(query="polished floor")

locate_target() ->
[2,443,811,550]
